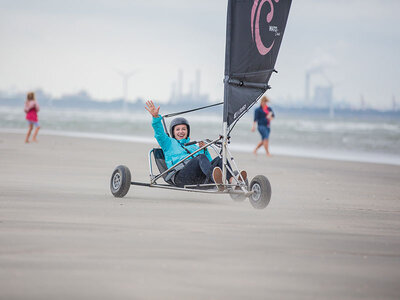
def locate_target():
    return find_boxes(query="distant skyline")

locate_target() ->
[1,0,399,109]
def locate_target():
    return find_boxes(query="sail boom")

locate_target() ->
[228,78,270,90]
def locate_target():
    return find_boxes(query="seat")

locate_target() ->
[152,148,174,185]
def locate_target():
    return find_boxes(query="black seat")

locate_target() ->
[153,148,174,184]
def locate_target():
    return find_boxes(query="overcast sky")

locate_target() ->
[0,0,399,109]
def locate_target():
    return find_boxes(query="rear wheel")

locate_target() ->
[110,165,131,198]
[248,175,271,209]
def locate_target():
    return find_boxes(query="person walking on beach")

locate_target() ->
[251,95,275,156]
[24,92,41,143]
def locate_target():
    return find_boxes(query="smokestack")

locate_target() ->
[177,69,183,101]
[194,69,201,98]
[305,72,310,103]
[170,82,176,102]
[360,94,365,110]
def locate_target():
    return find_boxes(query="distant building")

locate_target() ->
[312,85,333,109]
[169,69,210,105]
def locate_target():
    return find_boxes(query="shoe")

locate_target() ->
[233,170,247,190]
[229,170,247,183]
[212,167,224,191]
[239,170,247,183]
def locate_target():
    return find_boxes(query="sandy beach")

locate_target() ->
[0,131,399,299]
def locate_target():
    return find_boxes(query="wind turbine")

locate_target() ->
[115,69,136,112]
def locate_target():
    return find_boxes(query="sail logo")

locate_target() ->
[251,0,280,55]
[269,26,280,36]
[234,104,247,119]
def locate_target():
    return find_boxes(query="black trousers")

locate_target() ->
[174,154,231,187]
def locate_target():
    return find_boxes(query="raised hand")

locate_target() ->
[145,100,160,118]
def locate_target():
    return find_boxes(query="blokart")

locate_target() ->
[110,0,292,209]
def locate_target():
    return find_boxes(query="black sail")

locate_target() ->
[223,0,292,127]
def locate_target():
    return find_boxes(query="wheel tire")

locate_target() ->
[110,165,131,198]
[229,171,249,202]
[248,175,271,209]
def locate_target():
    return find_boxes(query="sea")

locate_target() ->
[1,106,400,166]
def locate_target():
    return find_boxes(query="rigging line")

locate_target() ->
[162,102,223,118]
[161,116,170,137]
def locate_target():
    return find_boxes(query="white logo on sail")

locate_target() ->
[269,26,280,36]
[234,105,247,119]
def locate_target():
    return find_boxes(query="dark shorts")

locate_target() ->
[258,125,270,140]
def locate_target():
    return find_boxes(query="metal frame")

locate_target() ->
[130,114,252,197]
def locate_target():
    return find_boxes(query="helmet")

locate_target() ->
[170,117,190,138]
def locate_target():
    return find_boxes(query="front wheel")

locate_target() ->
[248,175,271,209]
[110,165,131,198]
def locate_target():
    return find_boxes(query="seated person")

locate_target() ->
[145,100,246,188]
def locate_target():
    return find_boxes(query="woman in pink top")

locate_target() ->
[24,92,41,143]
[251,95,275,156]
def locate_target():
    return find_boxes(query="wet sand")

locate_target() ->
[0,132,399,299]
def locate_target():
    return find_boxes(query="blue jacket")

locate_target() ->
[254,106,275,127]
[152,116,212,169]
